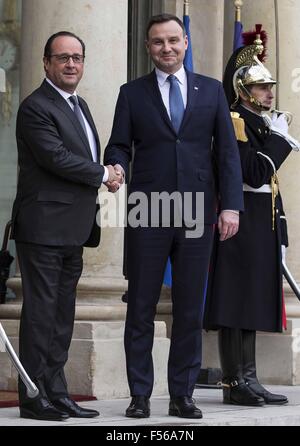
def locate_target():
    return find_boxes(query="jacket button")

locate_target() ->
[176,139,181,144]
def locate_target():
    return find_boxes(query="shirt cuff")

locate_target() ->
[222,210,239,215]
[102,166,109,183]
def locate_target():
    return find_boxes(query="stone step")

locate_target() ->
[0,386,299,426]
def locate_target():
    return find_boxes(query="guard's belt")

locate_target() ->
[243,183,272,193]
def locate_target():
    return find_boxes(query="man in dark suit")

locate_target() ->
[11,31,121,421]
[104,14,244,419]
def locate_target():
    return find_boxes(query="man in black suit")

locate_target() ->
[104,14,244,419]
[11,31,121,421]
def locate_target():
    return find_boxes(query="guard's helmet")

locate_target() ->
[223,24,276,109]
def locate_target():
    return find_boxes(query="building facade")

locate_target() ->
[0,0,300,397]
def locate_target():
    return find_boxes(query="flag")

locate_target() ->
[163,258,172,287]
[183,14,194,71]
[233,19,243,50]
[163,10,194,288]
[233,0,244,52]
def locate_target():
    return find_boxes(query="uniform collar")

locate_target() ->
[240,103,263,117]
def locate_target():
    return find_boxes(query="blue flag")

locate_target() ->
[233,20,243,51]
[163,13,194,288]
[163,258,172,287]
[183,14,194,71]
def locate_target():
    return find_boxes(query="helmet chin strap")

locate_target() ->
[238,84,270,112]
[249,97,270,111]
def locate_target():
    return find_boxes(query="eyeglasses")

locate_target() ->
[49,54,85,64]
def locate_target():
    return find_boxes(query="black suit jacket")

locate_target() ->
[11,80,104,247]
[104,69,244,224]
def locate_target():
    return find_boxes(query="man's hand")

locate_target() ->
[106,165,121,182]
[104,164,124,193]
[114,164,125,181]
[218,210,239,241]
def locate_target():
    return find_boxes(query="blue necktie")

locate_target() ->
[168,74,185,133]
[69,95,89,140]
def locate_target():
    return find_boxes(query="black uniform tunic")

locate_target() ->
[204,105,292,332]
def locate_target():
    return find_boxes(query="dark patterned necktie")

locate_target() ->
[69,95,89,140]
[168,74,185,133]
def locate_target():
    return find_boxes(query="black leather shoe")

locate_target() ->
[169,397,202,419]
[247,383,288,405]
[125,396,150,418]
[52,397,99,418]
[222,381,265,406]
[20,397,69,421]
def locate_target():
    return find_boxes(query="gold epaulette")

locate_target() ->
[230,112,248,142]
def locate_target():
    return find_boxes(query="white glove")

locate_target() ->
[271,112,289,135]
[281,245,287,264]
[263,112,300,151]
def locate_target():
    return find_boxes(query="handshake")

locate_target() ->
[104,164,125,193]
[262,112,300,151]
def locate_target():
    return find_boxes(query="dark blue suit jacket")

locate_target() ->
[105,69,244,224]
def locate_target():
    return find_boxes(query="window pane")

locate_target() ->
[0,0,22,297]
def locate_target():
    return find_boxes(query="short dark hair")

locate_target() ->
[146,14,186,40]
[44,31,85,59]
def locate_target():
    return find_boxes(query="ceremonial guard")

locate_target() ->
[204,25,299,406]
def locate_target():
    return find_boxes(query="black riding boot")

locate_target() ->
[218,328,264,406]
[242,329,288,405]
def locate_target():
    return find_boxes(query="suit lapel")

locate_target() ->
[143,70,201,135]
[78,97,101,161]
[41,80,92,159]
[180,70,200,132]
[144,71,175,134]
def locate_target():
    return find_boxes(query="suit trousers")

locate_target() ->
[16,242,83,403]
[125,225,213,398]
